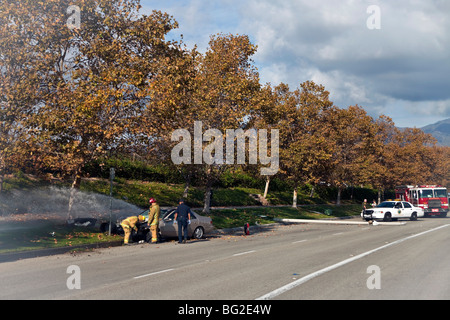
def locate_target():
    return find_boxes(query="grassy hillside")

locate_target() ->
[81,177,282,208]
[0,173,362,253]
[1,172,374,212]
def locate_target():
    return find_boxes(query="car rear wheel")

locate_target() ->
[193,227,204,239]
[383,212,392,222]
[145,231,152,243]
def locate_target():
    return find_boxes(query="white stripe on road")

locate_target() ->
[135,251,258,279]
[133,268,175,279]
[292,240,308,244]
[233,250,256,257]
[256,224,450,300]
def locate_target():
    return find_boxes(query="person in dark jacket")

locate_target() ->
[174,199,192,244]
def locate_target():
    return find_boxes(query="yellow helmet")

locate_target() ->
[138,215,145,222]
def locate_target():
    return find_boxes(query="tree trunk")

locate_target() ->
[292,187,297,208]
[263,177,270,199]
[183,174,191,199]
[203,166,215,215]
[183,183,190,199]
[336,186,342,206]
[67,170,82,220]
[309,185,315,198]
[203,185,212,214]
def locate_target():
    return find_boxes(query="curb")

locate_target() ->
[211,223,280,236]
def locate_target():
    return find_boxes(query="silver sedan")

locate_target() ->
[158,208,215,239]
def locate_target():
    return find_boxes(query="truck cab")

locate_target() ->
[395,185,449,218]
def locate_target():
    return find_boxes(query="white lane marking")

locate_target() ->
[292,240,308,244]
[256,224,450,300]
[133,268,175,279]
[233,250,256,257]
[333,232,344,236]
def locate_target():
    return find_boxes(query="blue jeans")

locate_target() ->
[177,218,188,243]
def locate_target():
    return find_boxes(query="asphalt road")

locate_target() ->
[1,217,450,300]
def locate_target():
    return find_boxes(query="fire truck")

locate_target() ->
[395,185,449,217]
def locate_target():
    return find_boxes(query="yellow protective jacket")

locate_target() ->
[121,216,139,231]
[148,204,160,226]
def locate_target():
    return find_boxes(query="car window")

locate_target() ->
[402,202,412,208]
[164,211,175,221]
[163,209,175,216]
[377,202,395,208]
[394,202,403,208]
[190,211,197,219]
[434,189,447,198]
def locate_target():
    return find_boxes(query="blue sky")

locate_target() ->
[140,0,450,128]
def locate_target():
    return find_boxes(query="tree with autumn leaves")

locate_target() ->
[149,33,261,213]
[1,0,182,216]
[254,82,336,207]
[1,0,448,214]
[255,84,449,206]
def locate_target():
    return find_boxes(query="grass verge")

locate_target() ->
[0,220,121,254]
[0,174,361,254]
[210,204,361,229]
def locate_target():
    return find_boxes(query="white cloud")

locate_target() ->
[237,0,450,126]
[141,0,450,127]
[372,98,450,128]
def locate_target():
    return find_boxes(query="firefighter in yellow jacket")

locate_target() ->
[121,215,145,245]
[147,198,160,243]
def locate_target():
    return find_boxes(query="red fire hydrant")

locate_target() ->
[244,223,250,235]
